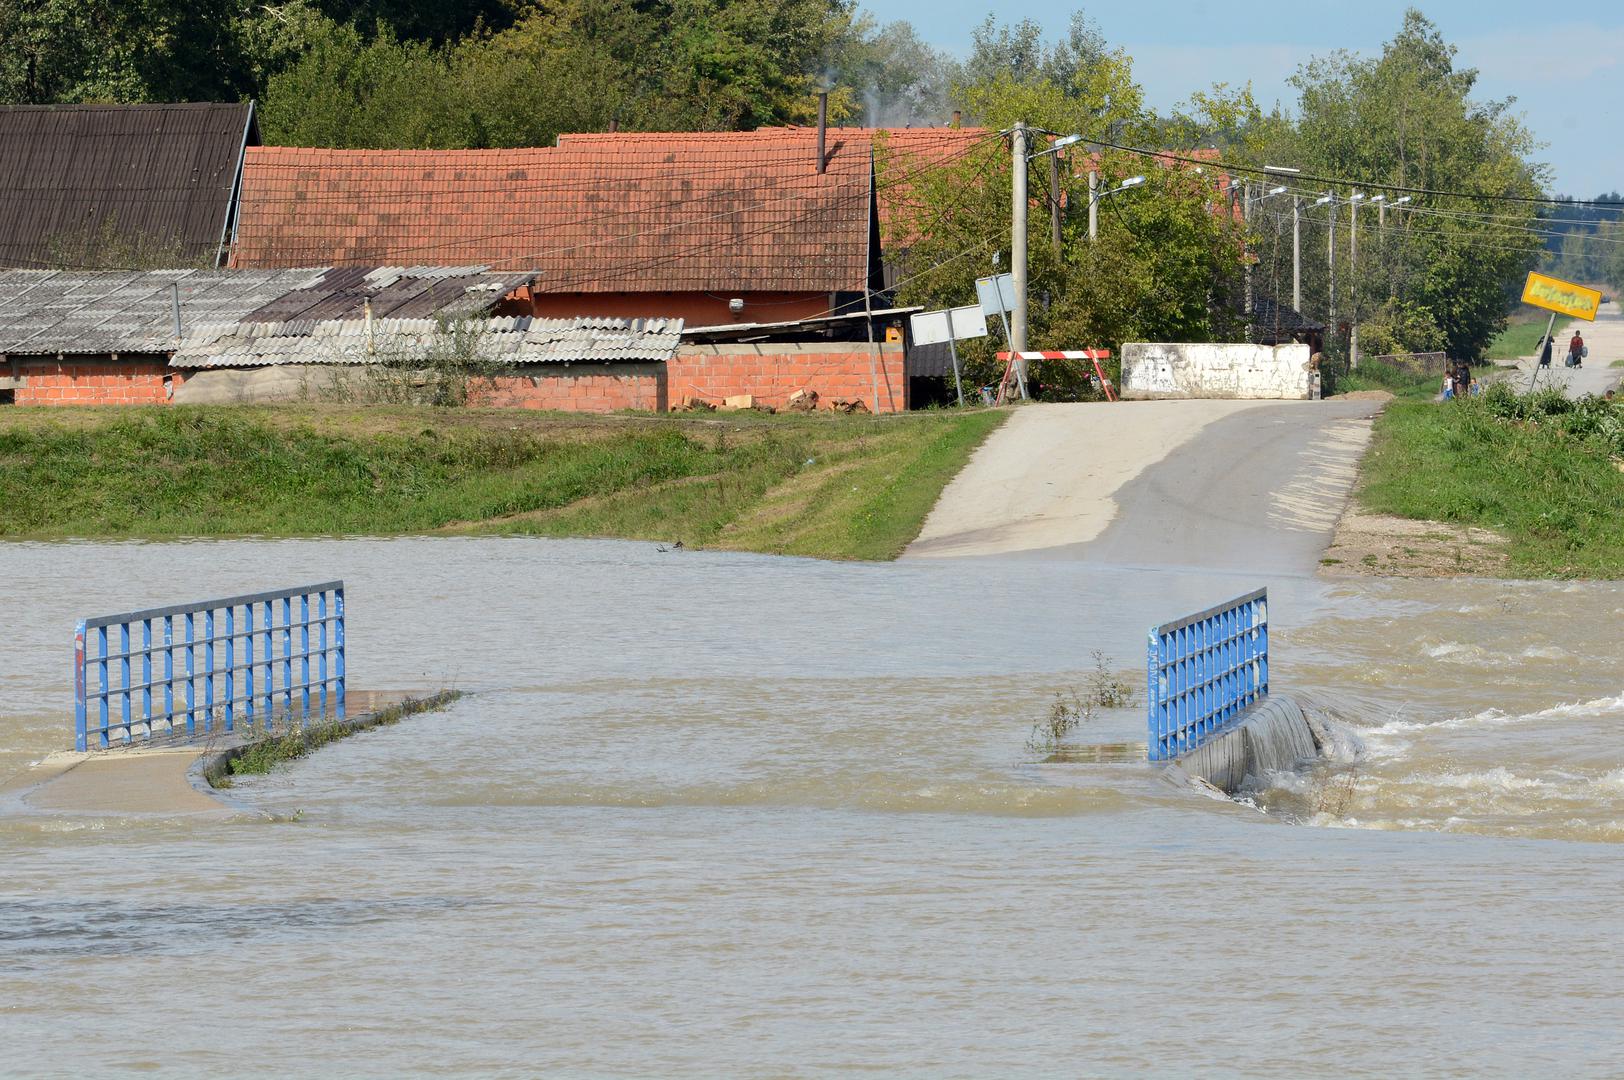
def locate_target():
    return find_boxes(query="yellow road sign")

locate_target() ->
[1521,271,1601,321]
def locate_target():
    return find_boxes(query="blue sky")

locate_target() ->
[860,1,1622,197]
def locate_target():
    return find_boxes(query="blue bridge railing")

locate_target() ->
[73,582,346,752]
[1146,588,1268,761]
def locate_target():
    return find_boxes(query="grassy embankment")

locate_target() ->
[1353,385,1624,577]
[0,406,1005,560]
[1485,313,1565,362]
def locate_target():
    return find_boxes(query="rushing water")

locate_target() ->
[2,538,1621,1077]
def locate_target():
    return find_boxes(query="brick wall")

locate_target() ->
[670,343,907,413]
[468,364,666,412]
[6,356,180,405]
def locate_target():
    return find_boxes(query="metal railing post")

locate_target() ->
[334,586,346,722]
[74,621,88,753]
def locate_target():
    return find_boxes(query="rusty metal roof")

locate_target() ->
[0,267,532,356]
[0,103,258,270]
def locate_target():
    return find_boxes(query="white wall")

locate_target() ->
[1121,343,1315,400]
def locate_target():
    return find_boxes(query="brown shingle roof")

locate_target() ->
[231,136,874,294]
[0,103,257,270]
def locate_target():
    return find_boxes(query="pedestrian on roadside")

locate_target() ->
[1451,360,1471,401]
[1538,334,1554,368]
[1568,330,1585,369]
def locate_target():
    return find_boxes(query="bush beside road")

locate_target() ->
[1351,391,1624,578]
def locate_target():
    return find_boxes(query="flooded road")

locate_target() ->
[3,538,1621,1076]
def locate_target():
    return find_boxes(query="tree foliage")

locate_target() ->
[885,16,1244,397]
[1245,10,1548,360]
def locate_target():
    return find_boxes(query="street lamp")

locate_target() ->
[1089,175,1144,240]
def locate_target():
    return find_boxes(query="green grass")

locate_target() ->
[1333,359,1441,401]
[0,405,1006,561]
[1611,358,1624,368]
[217,691,462,785]
[1485,315,1566,361]
[1357,398,1624,577]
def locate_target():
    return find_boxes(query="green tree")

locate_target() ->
[259,0,857,147]
[1246,9,1546,361]
[885,15,1244,397]
[0,0,259,103]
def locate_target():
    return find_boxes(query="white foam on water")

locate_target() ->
[1362,691,1624,739]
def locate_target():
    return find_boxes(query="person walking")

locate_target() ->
[1568,330,1585,369]
[1538,333,1554,368]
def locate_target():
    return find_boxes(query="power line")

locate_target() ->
[1089,138,1624,213]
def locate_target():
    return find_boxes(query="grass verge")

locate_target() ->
[1332,359,1441,401]
[1485,315,1566,361]
[215,690,463,786]
[1356,396,1624,577]
[0,405,1006,560]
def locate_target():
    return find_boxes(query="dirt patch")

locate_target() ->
[1320,506,1509,578]
[1331,390,1396,402]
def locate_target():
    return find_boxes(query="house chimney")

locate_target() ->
[951,110,961,129]
[608,118,619,133]
[364,298,375,355]
[170,282,182,339]
[816,91,828,174]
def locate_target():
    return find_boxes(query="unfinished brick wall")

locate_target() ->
[468,364,667,412]
[6,357,179,405]
[669,343,907,413]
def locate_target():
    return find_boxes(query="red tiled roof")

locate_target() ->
[558,126,998,233]
[231,137,873,293]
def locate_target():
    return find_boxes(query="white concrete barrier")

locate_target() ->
[1121,342,1314,400]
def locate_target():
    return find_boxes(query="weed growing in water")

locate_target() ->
[1025,653,1141,757]
[1027,689,1090,756]
[1085,650,1137,709]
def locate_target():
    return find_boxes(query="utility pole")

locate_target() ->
[1047,151,1063,256]
[1010,122,1030,397]
[1242,181,1254,331]
[1349,194,1360,369]
[1291,196,1302,313]
[1326,197,1336,339]
[1087,169,1099,241]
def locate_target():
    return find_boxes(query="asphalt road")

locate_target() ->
[907,397,1377,576]
[1506,304,1624,398]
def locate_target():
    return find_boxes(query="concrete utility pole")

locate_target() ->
[1349,193,1361,369]
[1291,196,1302,313]
[1242,181,1254,326]
[1087,169,1099,240]
[1010,122,1030,397]
[1047,151,1063,256]
[1325,197,1336,336]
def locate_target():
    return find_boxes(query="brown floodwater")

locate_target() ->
[2,538,1620,1076]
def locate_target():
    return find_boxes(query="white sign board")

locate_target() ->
[910,305,989,346]
[975,274,1016,319]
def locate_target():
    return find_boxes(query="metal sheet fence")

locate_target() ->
[1146,588,1268,761]
[73,582,345,752]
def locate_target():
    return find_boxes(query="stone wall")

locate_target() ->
[1121,343,1314,400]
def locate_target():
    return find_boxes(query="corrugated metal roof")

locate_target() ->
[172,315,684,369]
[0,103,257,270]
[0,267,531,356]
